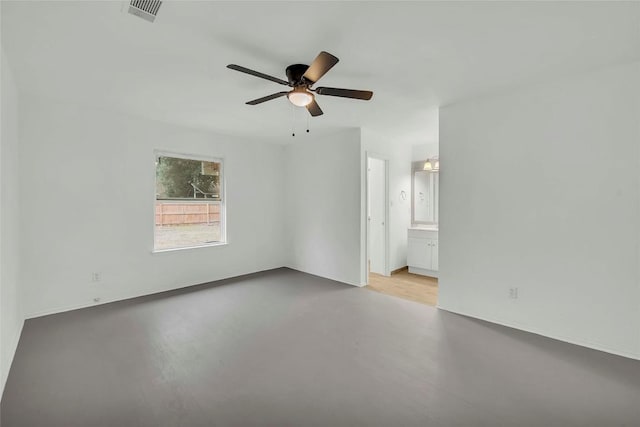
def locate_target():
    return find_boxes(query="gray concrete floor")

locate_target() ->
[2,268,639,426]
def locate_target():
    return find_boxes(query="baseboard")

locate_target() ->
[27,299,107,320]
[285,264,364,287]
[25,265,364,320]
[408,266,439,278]
[438,304,640,361]
[25,267,287,319]
[390,266,408,275]
[1,318,24,399]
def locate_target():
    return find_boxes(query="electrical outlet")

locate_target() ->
[509,287,519,299]
[91,272,102,283]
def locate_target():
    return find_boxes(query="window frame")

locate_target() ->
[152,150,227,253]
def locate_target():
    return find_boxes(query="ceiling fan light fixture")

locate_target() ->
[287,87,314,107]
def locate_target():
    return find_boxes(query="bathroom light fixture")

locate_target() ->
[287,87,314,107]
[423,157,440,171]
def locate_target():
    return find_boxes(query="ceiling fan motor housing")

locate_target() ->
[286,64,311,86]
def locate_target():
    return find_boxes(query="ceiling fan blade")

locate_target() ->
[303,51,339,84]
[315,87,373,100]
[227,64,290,86]
[246,91,289,105]
[306,99,323,117]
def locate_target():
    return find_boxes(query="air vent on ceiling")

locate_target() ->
[128,0,162,23]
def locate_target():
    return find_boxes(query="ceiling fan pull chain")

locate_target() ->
[306,113,310,134]
[291,103,296,137]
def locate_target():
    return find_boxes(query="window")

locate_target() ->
[154,152,225,251]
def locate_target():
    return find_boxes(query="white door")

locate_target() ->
[368,157,386,275]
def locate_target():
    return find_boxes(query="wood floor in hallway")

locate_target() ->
[366,268,438,305]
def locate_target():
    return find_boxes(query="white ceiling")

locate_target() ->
[2,1,639,143]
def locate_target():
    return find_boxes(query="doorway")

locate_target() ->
[366,155,389,279]
[364,152,440,307]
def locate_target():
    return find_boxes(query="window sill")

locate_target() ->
[152,241,228,254]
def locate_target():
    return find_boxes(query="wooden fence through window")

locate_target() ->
[155,201,221,226]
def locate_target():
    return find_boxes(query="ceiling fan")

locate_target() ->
[227,51,373,117]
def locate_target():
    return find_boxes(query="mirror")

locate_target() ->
[412,161,439,225]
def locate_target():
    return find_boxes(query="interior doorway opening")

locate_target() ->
[366,155,389,280]
[364,146,440,307]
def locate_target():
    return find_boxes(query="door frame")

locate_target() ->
[365,152,390,284]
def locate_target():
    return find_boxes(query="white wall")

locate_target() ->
[361,129,413,278]
[284,128,363,286]
[411,142,440,162]
[412,110,439,162]
[1,48,23,395]
[439,61,640,359]
[18,95,287,317]
[412,142,439,162]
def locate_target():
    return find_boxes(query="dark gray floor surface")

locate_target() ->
[2,268,639,426]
